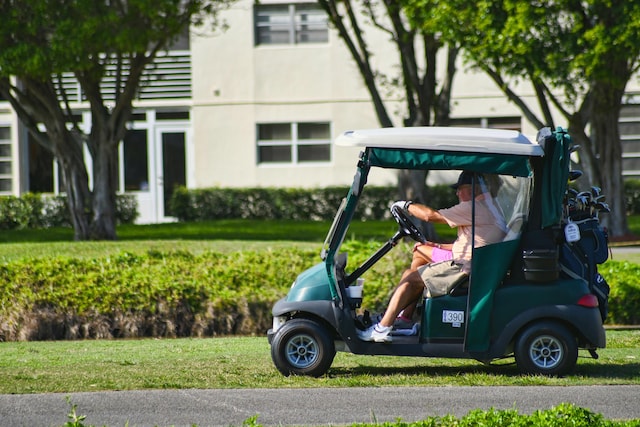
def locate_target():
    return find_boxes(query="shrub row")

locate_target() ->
[0,193,138,230]
[3,179,640,230]
[170,180,640,223]
[0,245,636,342]
[624,179,640,215]
[169,185,458,222]
[4,178,638,231]
[349,403,634,427]
[0,248,321,341]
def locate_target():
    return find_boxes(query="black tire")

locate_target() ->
[270,319,336,377]
[514,321,578,376]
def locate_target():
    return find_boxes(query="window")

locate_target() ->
[255,3,328,45]
[0,126,12,194]
[257,122,331,164]
[28,137,54,193]
[450,116,522,131]
[620,104,640,178]
[123,129,150,192]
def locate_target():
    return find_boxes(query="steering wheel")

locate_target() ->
[390,205,427,244]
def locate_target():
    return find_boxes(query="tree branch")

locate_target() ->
[317,0,393,127]
[482,65,546,129]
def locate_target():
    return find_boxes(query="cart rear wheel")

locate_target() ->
[514,321,577,376]
[271,319,335,377]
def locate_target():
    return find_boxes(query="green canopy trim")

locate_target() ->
[464,239,521,352]
[540,128,571,228]
[367,148,533,177]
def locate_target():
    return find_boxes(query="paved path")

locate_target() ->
[2,385,640,427]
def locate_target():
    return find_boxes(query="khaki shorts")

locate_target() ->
[418,260,468,298]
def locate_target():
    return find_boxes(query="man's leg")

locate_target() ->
[411,244,436,269]
[402,246,453,320]
[379,270,424,328]
[358,270,425,342]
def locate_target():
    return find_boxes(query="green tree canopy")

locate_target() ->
[0,0,232,240]
[404,0,640,236]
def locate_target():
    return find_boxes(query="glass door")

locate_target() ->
[159,131,186,217]
[155,127,189,220]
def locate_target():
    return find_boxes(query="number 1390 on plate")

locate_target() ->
[442,310,464,325]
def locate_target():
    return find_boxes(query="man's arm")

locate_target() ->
[406,203,447,224]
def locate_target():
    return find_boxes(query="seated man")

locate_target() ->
[358,171,507,342]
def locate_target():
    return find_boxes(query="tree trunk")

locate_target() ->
[52,134,92,241]
[90,136,119,240]
[589,81,629,238]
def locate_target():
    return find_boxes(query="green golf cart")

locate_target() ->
[267,126,608,377]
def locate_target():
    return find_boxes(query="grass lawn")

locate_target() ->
[0,330,638,394]
[0,219,455,261]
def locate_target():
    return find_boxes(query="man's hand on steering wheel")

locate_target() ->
[390,200,427,244]
[391,200,412,211]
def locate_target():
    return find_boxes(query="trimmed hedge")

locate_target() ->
[170,180,640,223]
[169,185,458,222]
[0,193,138,230]
[0,248,319,341]
[602,261,640,325]
[0,244,636,342]
[4,179,640,230]
[0,242,405,341]
[625,179,640,215]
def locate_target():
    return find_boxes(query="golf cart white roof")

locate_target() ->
[336,127,545,157]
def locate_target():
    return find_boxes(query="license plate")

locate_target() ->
[442,310,465,325]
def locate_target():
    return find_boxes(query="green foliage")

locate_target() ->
[115,193,140,225]
[0,248,321,340]
[170,185,457,222]
[0,238,411,340]
[0,1,232,77]
[625,179,640,215]
[406,0,640,102]
[0,0,233,241]
[348,404,632,427]
[603,261,640,325]
[0,195,32,230]
[0,193,138,230]
[63,396,89,427]
[48,401,640,427]
[0,239,635,342]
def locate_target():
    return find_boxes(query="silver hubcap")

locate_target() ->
[285,334,319,368]
[529,335,563,369]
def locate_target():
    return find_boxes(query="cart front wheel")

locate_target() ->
[514,321,577,376]
[271,319,335,377]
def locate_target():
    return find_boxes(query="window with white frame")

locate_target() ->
[450,116,522,131]
[620,104,640,178]
[0,126,12,193]
[257,122,331,164]
[255,3,328,45]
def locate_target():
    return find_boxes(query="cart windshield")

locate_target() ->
[488,174,533,241]
[321,197,347,260]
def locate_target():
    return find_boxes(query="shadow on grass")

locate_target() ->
[572,362,640,379]
[329,361,640,381]
[329,362,518,377]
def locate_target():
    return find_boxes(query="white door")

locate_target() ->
[123,124,190,223]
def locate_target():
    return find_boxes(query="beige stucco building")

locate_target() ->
[1,0,639,223]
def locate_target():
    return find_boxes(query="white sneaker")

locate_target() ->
[357,323,392,342]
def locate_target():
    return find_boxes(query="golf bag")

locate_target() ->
[559,218,610,321]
